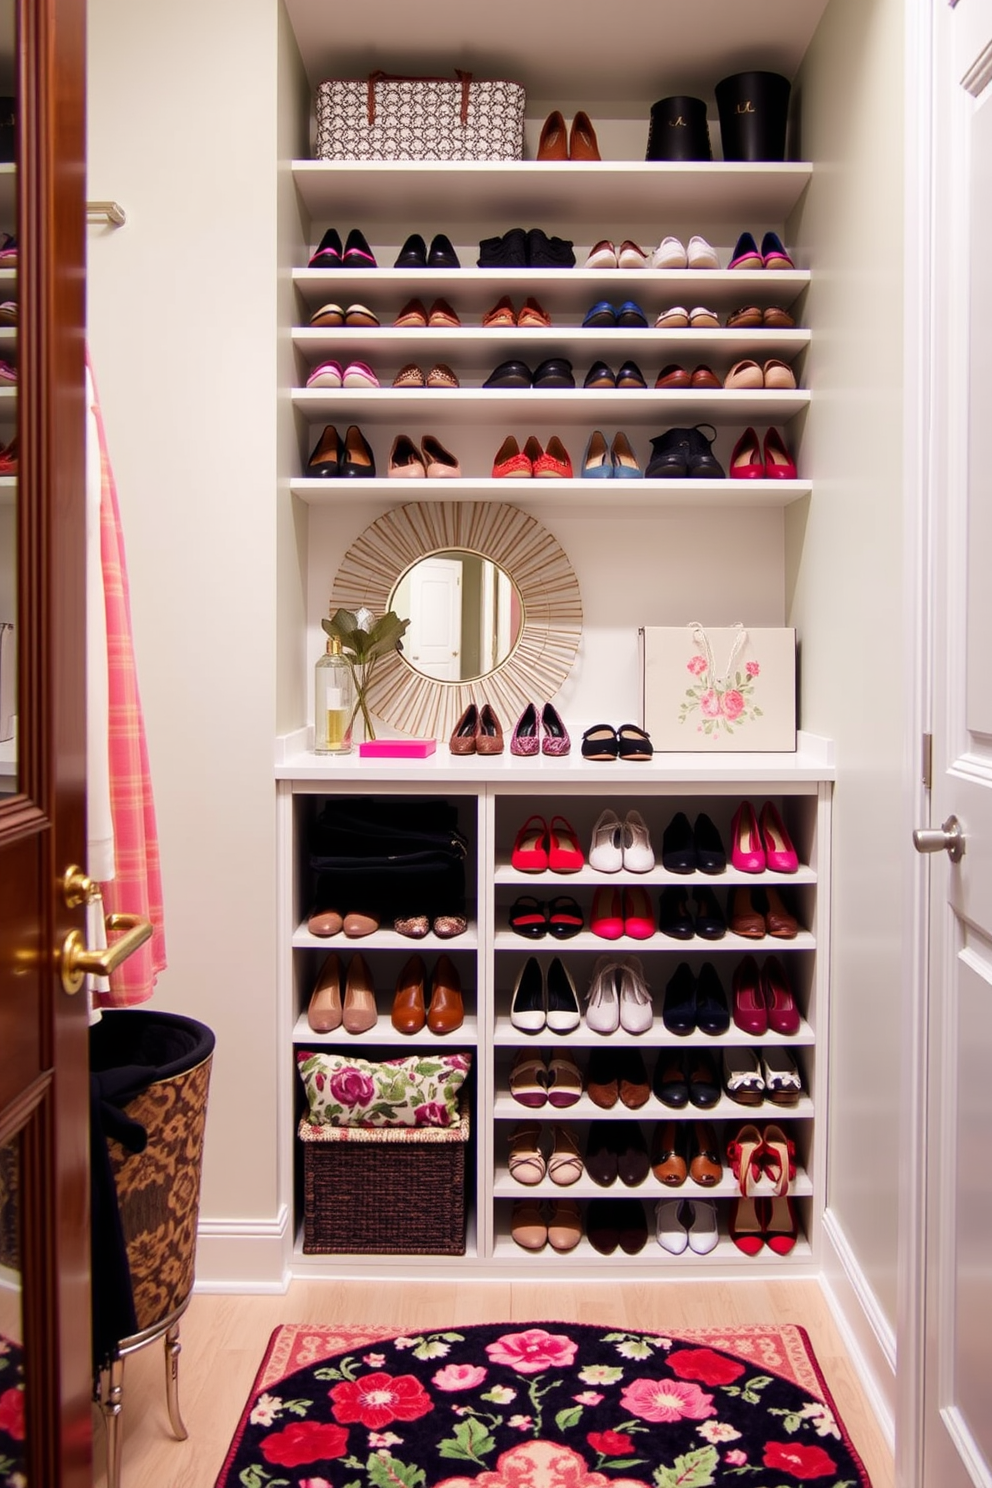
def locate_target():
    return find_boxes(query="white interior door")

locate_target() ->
[922,2,992,1482]
[406,556,463,681]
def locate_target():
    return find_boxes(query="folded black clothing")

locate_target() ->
[526,227,575,268]
[478,226,527,268]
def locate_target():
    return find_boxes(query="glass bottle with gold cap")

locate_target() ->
[314,636,354,754]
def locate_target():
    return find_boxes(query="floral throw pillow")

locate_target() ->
[296,1050,471,1127]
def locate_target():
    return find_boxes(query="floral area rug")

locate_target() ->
[215,1321,871,1488]
[0,1333,25,1485]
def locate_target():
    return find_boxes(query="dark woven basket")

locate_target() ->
[300,1101,469,1255]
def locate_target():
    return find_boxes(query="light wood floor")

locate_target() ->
[91,1278,895,1488]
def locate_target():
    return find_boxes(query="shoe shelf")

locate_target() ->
[493,862,817,886]
[492,1093,815,1122]
[291,160,813,225]
[491,1019,815,1049]
[491,1167,815,1202]
[291,919,479,952]
[290,477,813,512]
[488,1223,814,1268]
[292,387,811,426]
[293,268,810,318]
[293,328,811,360]
[492,928,815,953]
[291,1011,481,1048]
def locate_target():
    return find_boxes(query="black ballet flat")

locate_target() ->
[616,723,653,761]
[581,724,618,761]
[546,896,583,940]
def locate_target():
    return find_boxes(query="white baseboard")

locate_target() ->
[819,1207,897,1452]
[193,1205,292,1294]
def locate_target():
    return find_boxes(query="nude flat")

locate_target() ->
[508,1124,546,1186]
[547,1125,584,1186]
[307,952,343,1032]
[763,358,797,389]
[342,953,377,1033]
[547,1199,582,1252]
[724,359,764,389]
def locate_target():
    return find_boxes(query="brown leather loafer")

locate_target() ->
[618,1049,651,1110]
[537,109,568,161]
[651,1121,687,1187]
[730,885,766,938]
[586,1048,619,1109]
[569,110,601,161]
[307,953,343,1032]
[727,305,763,329]
[689,1121,723,1186]
[764,886,799,939]
[392,954,427,1034]
[691,365,721,389]
[427,952,464,1033]
[655,363,690,389]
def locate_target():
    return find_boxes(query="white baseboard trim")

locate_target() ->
[193,1205,292,1294]
[819,1207,897,1452]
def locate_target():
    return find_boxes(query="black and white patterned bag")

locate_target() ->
[315,70,526,162]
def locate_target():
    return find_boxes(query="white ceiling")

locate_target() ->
[283,0,832,106]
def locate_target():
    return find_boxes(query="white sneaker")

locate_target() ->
[585,956,620,1034]
[652,235,687,269]
[589,809,623,873]
[622,810,655,873]
[686,234,720,269]
[685,1198,719,1254]
[656,1198,689,1254]
[618,955,653,1034]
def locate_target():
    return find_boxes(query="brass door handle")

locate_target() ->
[60,913,153,995]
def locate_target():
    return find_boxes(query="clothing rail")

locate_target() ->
[86,200,126,227]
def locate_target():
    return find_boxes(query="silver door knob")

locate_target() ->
[912,814,965,862]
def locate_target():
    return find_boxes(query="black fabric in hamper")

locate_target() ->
[300,1100,470,1255]
[308,796,468,923]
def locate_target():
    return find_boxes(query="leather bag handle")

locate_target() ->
[366,69,473,127]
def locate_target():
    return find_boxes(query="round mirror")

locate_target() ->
[389,548,524,684]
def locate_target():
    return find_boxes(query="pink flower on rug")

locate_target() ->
[619,1377,716,1423]
[327,1066,375,1108]
[300,1479,334,1488]
[725,1449,748,1467]
[574,1392,603,1406]
[587,1430,635,1456]
[667,1348,745,1386]
[259,1420,349,1467]
[485,1328,578,1375]
[700,689,722,717]
[330,1371,433,1429]
[722,689,745,721]
[414,1101,452,1127]
[434,1439,651,1488]
[0,1386,24,1441]
[688,655,708,676]
[433,1363,488,1391]
[763,1441,839,1480]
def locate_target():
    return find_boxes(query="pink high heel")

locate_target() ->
[759,801,799,873]
[730,801,765,873]
[622,887,656,940]
[729,426,765,479]
[590,887,624,940]
[763,427,797,479]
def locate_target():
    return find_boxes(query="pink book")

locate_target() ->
[358,738,437,759]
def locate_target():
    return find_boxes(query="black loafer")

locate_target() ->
[662,962,697,1035]
[653,1051,689,1108]
[646,427,694,479]
[692,886,727,940]
[308,227,342,268]
[584,360,616,389]
[527,228,576,268]
[616,360,647,389]
[533,358,575,388]
[693,812,727,873]
[658,885,695,940]
[687,424,725,478]
[342,227,376,268]
[687,1050,721,1109]
[695,961,730,1035]
[394,232,428,268]
[484,360,532,389]
[662,811,696,873]
[585,1122,620,1187]
[428,233,460,268]
[477,227,527,268]
[616,1124,650,1187]
[340,424,375,478]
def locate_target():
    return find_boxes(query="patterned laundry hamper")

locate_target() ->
[315,70,525,161]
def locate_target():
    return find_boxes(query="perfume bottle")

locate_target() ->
[314,637,354,755]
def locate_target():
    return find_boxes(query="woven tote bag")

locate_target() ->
[315,69,525,161]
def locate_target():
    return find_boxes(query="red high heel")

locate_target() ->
[760,1122,796,1196]
[726,1122,764,1197]
[763,427,797,480]
[547,815,584,874]
[760,956,801,1036]
[763,1194,799,1254]
[622,886,656,940]
[511,815,549,873]
[590,886,624,940]
[729,426,765,479]
[758,801,799,873]
[729,1196,766,1255]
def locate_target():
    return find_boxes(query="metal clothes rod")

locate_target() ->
[86,200,126,227]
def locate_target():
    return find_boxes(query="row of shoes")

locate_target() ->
[508,953,801,1038]
[510,801,798,876]
[508,1043,801,1111]
[304,356,798,392]
[536,110,601,162]
[305,296,797,331]
[509,1193,800,1256]
[509,882,799,942]
[305,950,465,1035]
[449,700,571,756]
[581,231,795,273]
[307,903,467,939]
[308,229,460,271]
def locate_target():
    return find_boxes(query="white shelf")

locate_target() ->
[292,267,811,315]
[0,475,13,506]
[292,1011,479,1046]
[292,920,479,951]
[492,1165,815,1201]
[290,476,813,510]
[490,1229,813,1266]
[494,860,817,886]
[493,927,815,953]
[292,385,808,426]
[293,326,811,357]
[492,1017,815,1049]
[493,1092,814,1121]
[292,160,813,226]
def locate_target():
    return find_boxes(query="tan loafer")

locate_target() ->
[511,1199,548,1250]
[547,1199,583,1252]
[727,305,763,329]
[307,953,343,1032]
[763,305,796,328]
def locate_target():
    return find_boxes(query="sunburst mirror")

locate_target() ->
[330,503,583,739]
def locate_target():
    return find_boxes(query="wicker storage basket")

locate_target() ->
[300,1100,469,1255]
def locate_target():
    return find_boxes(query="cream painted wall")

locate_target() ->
[86,0,283,1236]
[788,0,906,1334]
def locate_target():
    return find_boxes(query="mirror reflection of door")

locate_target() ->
[404,555,463,681]
[392,548,524,684]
